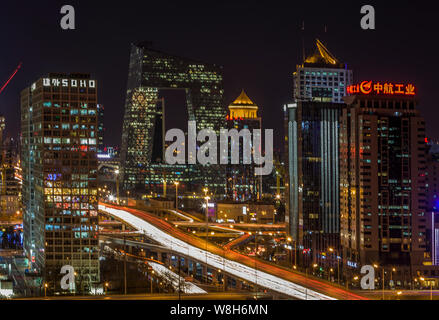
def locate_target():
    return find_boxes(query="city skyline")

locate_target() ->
[0,1,436,150]
[2,1,439,303]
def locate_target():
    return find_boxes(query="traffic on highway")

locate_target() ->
[99,204,355,300]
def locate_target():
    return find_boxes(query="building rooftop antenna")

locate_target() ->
[301,21,305,62]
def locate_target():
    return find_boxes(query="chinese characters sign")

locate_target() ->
[347,81,416,96]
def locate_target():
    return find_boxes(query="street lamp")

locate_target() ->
[204,195,210,283]
[390,267,396,289]
[151,270,155,294]
[174,181,179,209]
[287,237,297,269]
[114,169,120,205]
[420,277,434,300]
[328,247,340,285]
[104,282,109,295]
[313,263,318,277]
[373,264,385,300]
[44,283,48,298]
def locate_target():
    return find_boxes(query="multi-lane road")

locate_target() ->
[99,203,368,300]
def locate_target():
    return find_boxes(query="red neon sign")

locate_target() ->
[347,81,416,96]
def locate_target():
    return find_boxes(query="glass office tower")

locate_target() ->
[21,73,99,292]
[120,42,225,193]
[340,83,426,282]
[286,101,342,267]
[286,39,352,267]
[97,104,104,154]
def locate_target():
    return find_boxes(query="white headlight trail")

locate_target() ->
[99,205,335,300]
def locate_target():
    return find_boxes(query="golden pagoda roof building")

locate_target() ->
[228,90,259,119]
[303,39,345,69]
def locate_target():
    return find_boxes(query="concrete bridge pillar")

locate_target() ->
[223,274,228,291]
[181,257,188,274]
[187,260,193,275]
[236,280,243,290]
[203,265,208,281]
[160,252,166,263]
[211,270,218,285]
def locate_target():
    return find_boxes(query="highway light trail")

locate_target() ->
[99,204,335,300]
[149,262,207,295]
[165,209,194,222]
[170,209,243,235]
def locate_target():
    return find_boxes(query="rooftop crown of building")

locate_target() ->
[303,39,344,69]
[228,90,259,119]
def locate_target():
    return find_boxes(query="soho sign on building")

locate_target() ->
[42,78,96,88]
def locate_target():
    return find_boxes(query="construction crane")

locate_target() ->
[0,62,22,218]
[0,62,22,96]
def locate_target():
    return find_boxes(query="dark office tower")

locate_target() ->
[120,42,225,191]
[225,90,262,201]
[285,101,342,267]
[293,39,352,104]
[426,142,439,265]
[97,104,104,154]
[340,81,426,277]
[21,74,99,291]
[285,40,351,267]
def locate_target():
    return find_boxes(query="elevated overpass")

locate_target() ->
[99,203,368,300]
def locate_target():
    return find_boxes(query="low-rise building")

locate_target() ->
[216,201,276,224]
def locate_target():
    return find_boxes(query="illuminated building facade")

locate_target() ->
[132,163,198,197]
[0,115,5,143]
[293,39,352,104]
[286,40,351,267]
[225,90,262,201]
[285,101,342,266]
[97,104,104,154]
[120,42,225,193]
[21,73,99,290]
[426,143,439,265]
[340,82,427,276]
[0,137,21,220]
[216,201,276,224]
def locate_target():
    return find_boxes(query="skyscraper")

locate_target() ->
[0,115,5,143]
[225,90,262,201]
[286,40,352,266]
[285,101,342,266]
[21,73,99,291]
[340,80,426,279]
[0,137,21,220]
[293,39,352,104]
[97,104,104,154]
[120,42,225,192]
[426,142,439,265]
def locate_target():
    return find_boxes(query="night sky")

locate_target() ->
[0,0,437,151]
